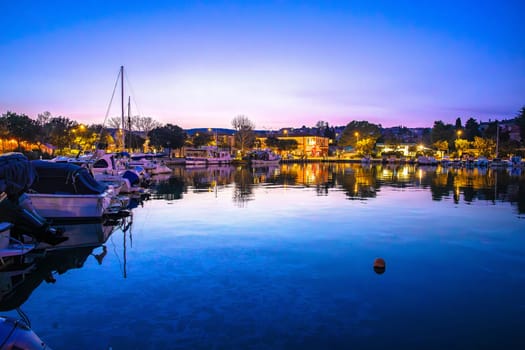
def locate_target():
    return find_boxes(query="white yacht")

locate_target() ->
[185,147,232,166]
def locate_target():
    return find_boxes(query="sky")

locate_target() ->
[1,0,524,130]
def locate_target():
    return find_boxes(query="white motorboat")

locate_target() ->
[33,218,124,251]
[185,147,232,166]
[27,160,118,220]
[248,149,281,165]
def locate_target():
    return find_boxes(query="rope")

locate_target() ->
[94,68,122,154]
[124,71,144,121]
[16,307,31,328]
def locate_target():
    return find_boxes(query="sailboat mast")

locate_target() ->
[495,120,499,158]
[120,65,125,151]
[127,96,131,152]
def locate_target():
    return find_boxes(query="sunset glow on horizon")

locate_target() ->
[1,0,524,130]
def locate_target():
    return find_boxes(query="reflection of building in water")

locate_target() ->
[280,163,329,186]
[184,166,235,192]
[157,163,525,213]
[375,164,419,186]
[251,165,280,184]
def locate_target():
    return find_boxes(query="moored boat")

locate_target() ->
[185,147,232,166]
[247,149,281,165]
[27,160,118,220]
[0,222,35,267]
[416,156,437,166]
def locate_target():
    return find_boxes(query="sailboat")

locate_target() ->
[27,67,146,220]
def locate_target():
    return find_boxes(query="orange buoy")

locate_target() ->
[373,258,386,274]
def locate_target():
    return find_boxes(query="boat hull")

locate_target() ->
[250,159,281,166]
[27,193,112,220]
[35,220,117,251]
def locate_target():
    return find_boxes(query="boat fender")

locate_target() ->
[373,258,386,274]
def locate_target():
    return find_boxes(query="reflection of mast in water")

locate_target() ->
[494,170,498,203]
[122,214,133,279]
[215,169,218,198]
[123,228,127,279]
[110,215,133,279]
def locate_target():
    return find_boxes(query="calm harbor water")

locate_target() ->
[2,163,525,349]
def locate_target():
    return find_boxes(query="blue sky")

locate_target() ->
[1,0,524,129]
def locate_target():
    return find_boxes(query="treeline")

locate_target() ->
[1,106,525,159]
[0,111,188,158]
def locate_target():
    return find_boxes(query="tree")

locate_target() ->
[324,126,336,140]
[473,136,495,157]
[339,121,381,147]
[315,120,328,136]
[382,132,402,151]
[264,136,298,153]
[432,140,449,155]
[277,139,298,153]
[455,117,462,129]
[37,111,52,127]
[133,115,161,135]
[125,133,146,151]
[464,118,480,141]
[108,116,123,129]
[148,124,186,151]
[232,115,255,154]
[515,106,525,145]
[454,139,471,158]
[431,120,455,145]
[355,137,376,156]
[0,117,9,152]
[46,116,78,152]
[192,132,213,147]
[265,136,280,149]
[482,121,498,139]
[89,124,113,150]
[1,111,39,149]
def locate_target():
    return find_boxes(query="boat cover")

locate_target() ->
[122,169,140,186]
[30,160,108,195]
[0,153,35,197]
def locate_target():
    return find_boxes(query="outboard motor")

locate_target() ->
[0,195,65,246]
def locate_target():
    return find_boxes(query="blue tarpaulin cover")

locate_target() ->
[0,152,35,197]
[30,160,108,195]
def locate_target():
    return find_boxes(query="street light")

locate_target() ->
[354,132,359,142]
[457,130,462,139]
